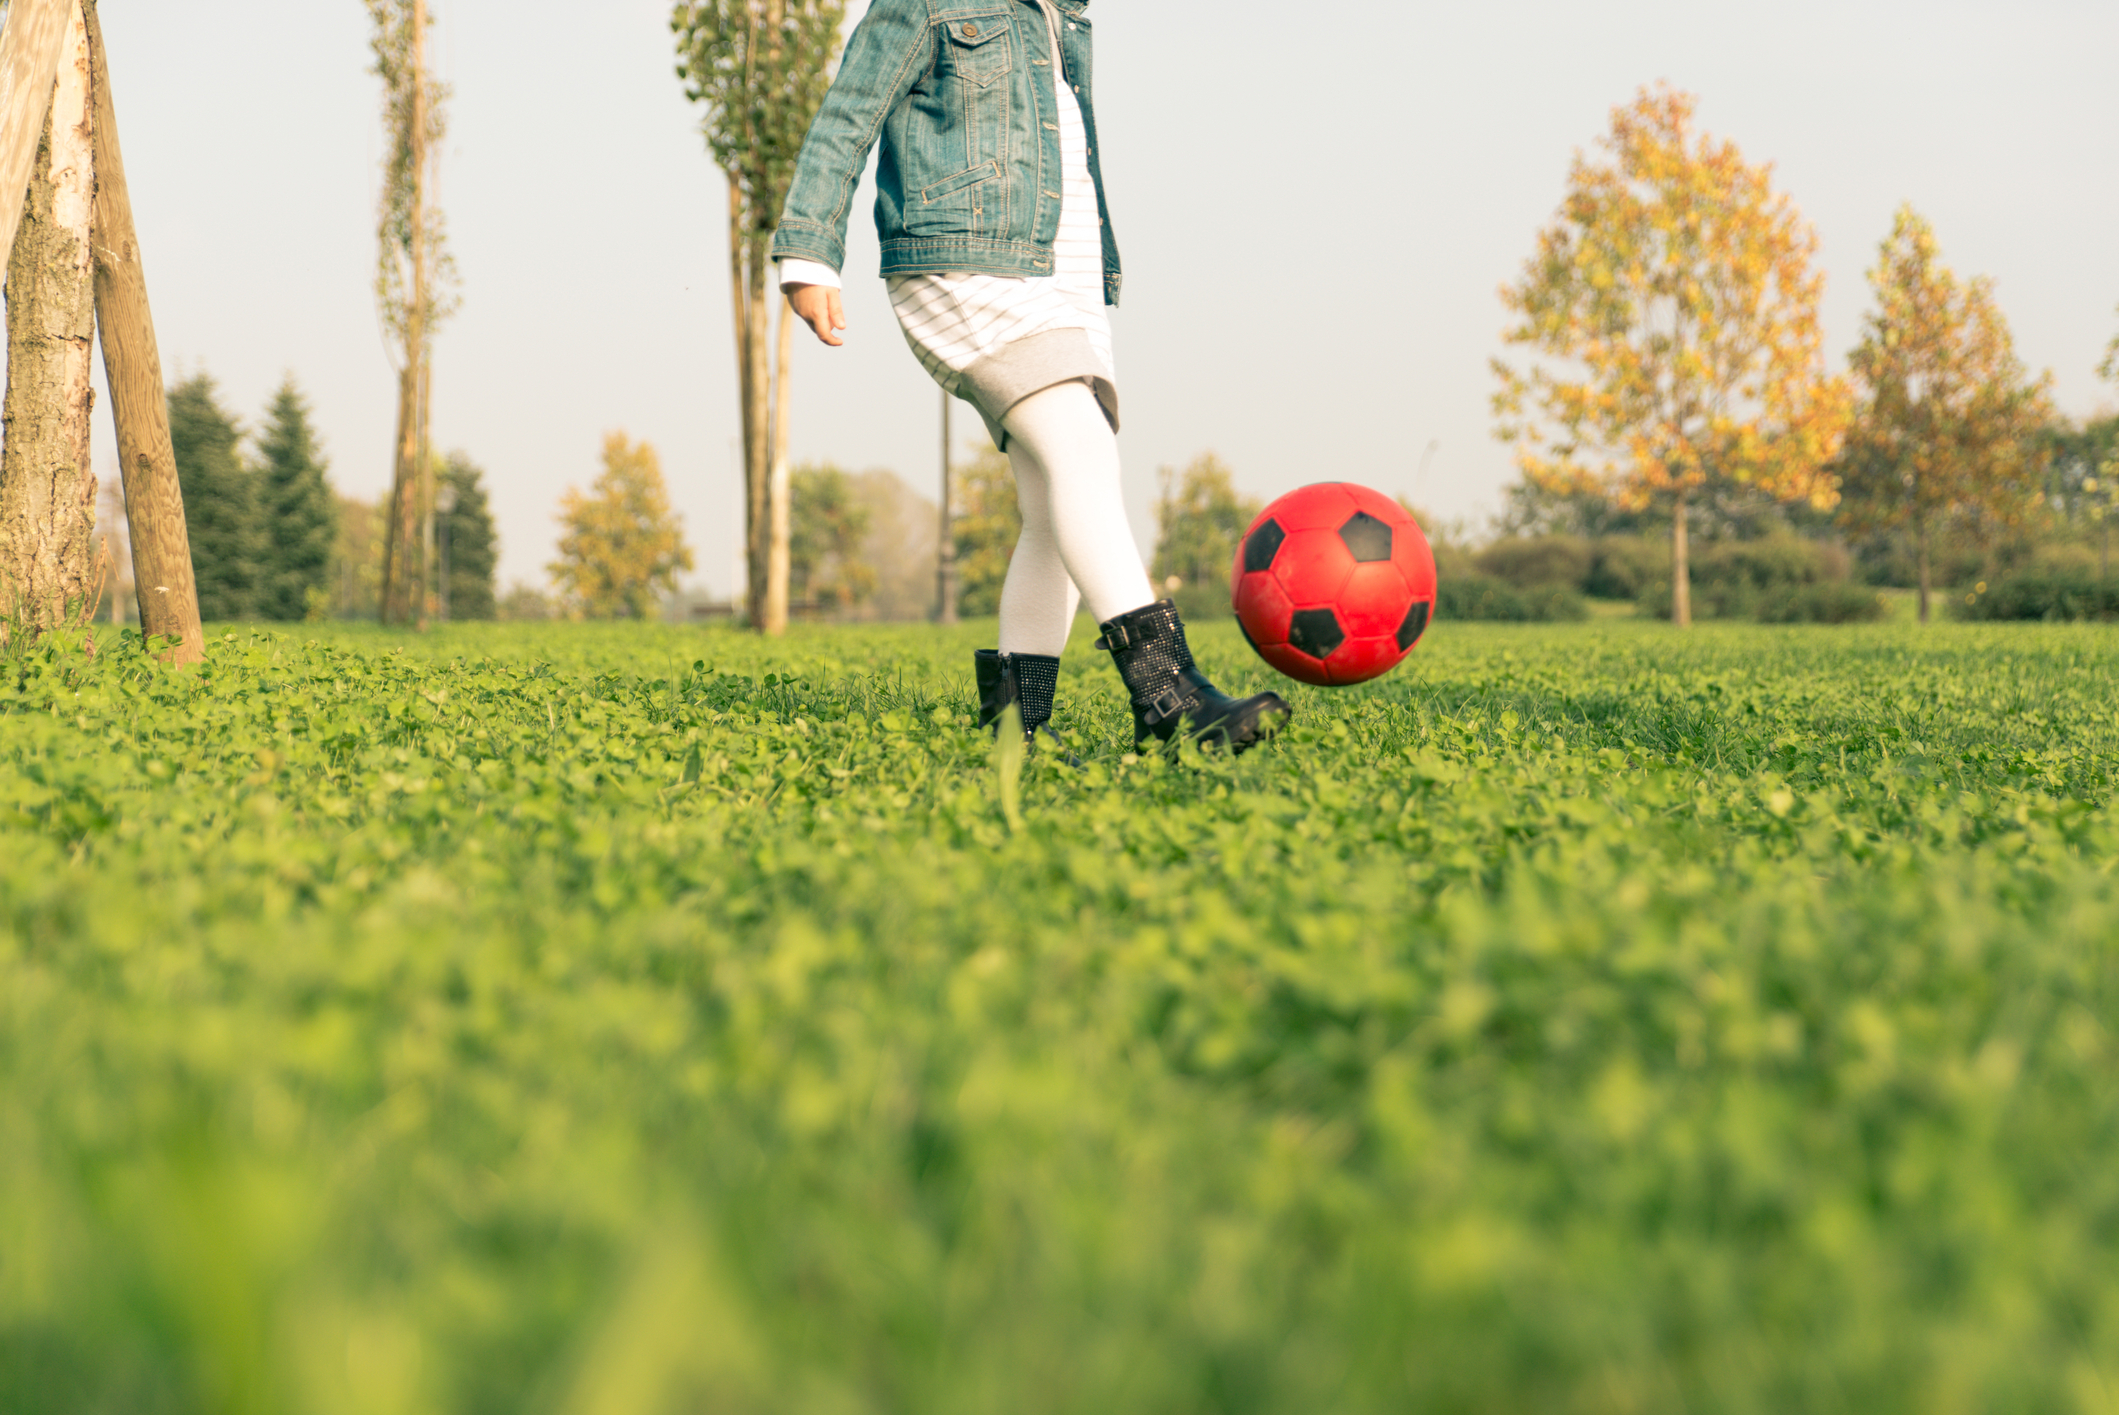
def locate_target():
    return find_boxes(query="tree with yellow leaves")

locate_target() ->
[1835,207,2052,623]
[1492,86,1851,625]
[551,433,695,620]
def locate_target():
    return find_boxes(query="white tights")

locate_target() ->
[994,380,1156,656]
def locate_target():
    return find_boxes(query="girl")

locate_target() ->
[772,0,1289,754]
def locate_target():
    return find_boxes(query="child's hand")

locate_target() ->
[788,284,846,347]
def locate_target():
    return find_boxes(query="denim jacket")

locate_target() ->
[770,0,1121,305]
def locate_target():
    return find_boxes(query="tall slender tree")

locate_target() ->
[1492,86,1851,625]
[252,376,337,620]
[167,373,257,622]
[1835,206,2052,623]
[440,450,497,620]
[366,0,456,627]
[672,0,844,635]
[0,0,97,637]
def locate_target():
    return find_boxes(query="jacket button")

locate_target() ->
[961,22,977,36]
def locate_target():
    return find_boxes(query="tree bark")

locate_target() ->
[1915,516,1932,624]
[740,237,772,632]
[0,0,73,269]
[381,364,417,622]
[725,177,751,624]
[936,391,957,623]
[1670,486,1692,627]
[417,355,433,628]
[83,0,201,662]
[382,0,431,627]
[0,0,97,639]
[763,291,792,634]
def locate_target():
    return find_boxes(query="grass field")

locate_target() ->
[5,616,2119,1413]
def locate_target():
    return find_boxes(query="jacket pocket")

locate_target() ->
[920,160,999,206]
[941,14,1013,88]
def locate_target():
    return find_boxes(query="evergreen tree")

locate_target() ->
[441,451,498,619]
[252,376,337,620]
[168,374,259,621]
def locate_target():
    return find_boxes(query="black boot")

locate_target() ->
[1095,600,1290,753]
[975,649,1074,757]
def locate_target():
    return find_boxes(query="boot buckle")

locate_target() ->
[1095,624,1129,651]
[1140,686,1186,727]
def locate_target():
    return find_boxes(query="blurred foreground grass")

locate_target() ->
[4,616,2119,1413]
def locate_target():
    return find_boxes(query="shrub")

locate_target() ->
[1436,573,1589,622]
[1471,535,1593,591]
[1854,528,2003,589]
[1956,569,2119,621]
[1637,536,1850,620]
[1756,581,1889,624]
[2028,543,2099,576]
[1584,536,1668,600]
[1170,582,1233,621]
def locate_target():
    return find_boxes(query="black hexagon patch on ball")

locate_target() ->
[1396,599,1430,651]
[1243,519,1285,574]
[1288,608,1345,660]
[1338,511,1393,563]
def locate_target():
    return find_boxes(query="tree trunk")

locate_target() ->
[725,176,751,624]
[381,363,417,622]
[763,292,792,634]
[936,391,957,623]
[740,237,772,632]
[1670,486,1691,628]
[417,356,433,628]
[83,0,201,662]
[0,1,96,639]
[382,0,430,627]
[1915,516,1932,624]
[0,0,74,269]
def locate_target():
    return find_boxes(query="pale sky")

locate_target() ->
[89,0,2119,598]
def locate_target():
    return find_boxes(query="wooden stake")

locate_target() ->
[0,0,72,265]
[82,0,203,662]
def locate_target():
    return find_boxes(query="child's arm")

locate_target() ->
[771,0,930,297]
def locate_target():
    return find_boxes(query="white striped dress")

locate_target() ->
[886,1,1114,420]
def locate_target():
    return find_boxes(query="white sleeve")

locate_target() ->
[778,257,842,292]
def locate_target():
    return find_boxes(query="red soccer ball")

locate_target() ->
[1230,483,1438,687]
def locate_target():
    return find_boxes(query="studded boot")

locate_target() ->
[975,649,1073,755]
[1095,600,1291,752]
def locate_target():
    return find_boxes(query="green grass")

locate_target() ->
[5,616,2119,1414]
